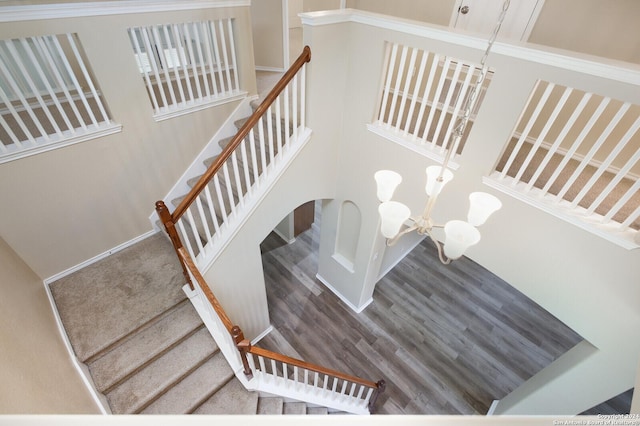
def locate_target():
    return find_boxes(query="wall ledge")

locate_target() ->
[0,0,251,23]
[300,8,640,85]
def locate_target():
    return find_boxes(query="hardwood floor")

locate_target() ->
[258,202,583,415]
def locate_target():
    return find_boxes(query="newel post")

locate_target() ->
[368,379,386,413]
[155,200,194,290]
[232,326,253,379]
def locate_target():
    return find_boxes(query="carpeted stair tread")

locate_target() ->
[50,233,186,362]
[307,406,329,415]
[257,397,284,414]
[193,377,259,414]
[88,300,203,392]
[106,327,217,414]
[140,351,234,414]
[283,401,307,415]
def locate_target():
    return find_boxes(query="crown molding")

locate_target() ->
[300,9,640,86]
[0,0,251,23]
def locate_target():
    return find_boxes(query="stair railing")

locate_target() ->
[177,247,385,414]
[156,46,313,289]
[158,46,385,413]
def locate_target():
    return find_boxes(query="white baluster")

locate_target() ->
[258,356,267,382]
[177,219,196,260]
[172,24,195,103]
[193,23,212,98]
[185,207,205,255]
[292,73,298,141]
[212,174,228,222]
[194,196,213,247]
[514,86,573,185]
[527,92,593,193]
[218,20,233,94]
[412,52,440,140]
[249,129,260,185]
[227,18,239,92]
[258,116,267,173]
[541,97,610,195]
[430,60,463,149]
[231,151,245,207]
[378,42,398,124]
[129,29,160,113]
[203,185,221,235]
[499,80,554,180]
[421,57,451,145]
[152,26,178,107]
[222,162,236,216]
[240,140,253,196]
[404,50,428,136]
[201,21,219,97]
[386,45,408,131]
[580,116,640,212]
[162,24,186,105]
[300,63,306,131]
[394,46,418,131]
[139,27,169,111]
[556,102,630,201]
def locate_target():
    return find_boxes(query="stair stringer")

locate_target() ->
[148,95,258,231]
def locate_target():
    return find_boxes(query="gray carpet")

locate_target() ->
[50,233,186,362]
[50,232,333,414]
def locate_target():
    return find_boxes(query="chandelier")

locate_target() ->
[374,1,510,264]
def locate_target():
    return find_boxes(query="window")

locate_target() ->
[487,80,640,247]
[0,33,119,163]
[128,19,244,120]
[370,42,493,165]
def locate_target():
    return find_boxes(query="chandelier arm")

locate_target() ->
[421,194,438,226]
[386,223,419,247]
[426,229,451,265]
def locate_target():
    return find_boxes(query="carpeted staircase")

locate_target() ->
[50,109,329,415]
[51,232,329,415]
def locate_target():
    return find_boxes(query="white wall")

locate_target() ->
[346,0,458,26]
[0,237,99,413]
[301,9,640,415]
[289,0,304,28]
[528,0,640,64]
[0,5,257,280]
[201,29,346,339]
[251,0,286,70]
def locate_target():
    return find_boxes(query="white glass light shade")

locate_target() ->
[467,192,502,226]
[425,166,454,197]
[378,201,411,239]
[443,220,481,260]
[374,170,402,202]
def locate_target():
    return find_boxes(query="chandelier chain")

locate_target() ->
[453,0,510,139]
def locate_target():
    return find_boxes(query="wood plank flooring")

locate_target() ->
[258,202,583,415]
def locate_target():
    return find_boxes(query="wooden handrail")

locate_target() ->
[247,345,380,390]
[171,45,312,222]
[178,245,385,411]
[159,46,386,411]
[177,247,235,333]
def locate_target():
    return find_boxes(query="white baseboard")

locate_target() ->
[43,230,158,285]
[273,227,296,245]
[251,325,274,345]
[255,65,287,73]
[42,229,164,413]
[43,278,111,414]
[487,399,500,415]
[376,234,426,282]
[316,273,373,314]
